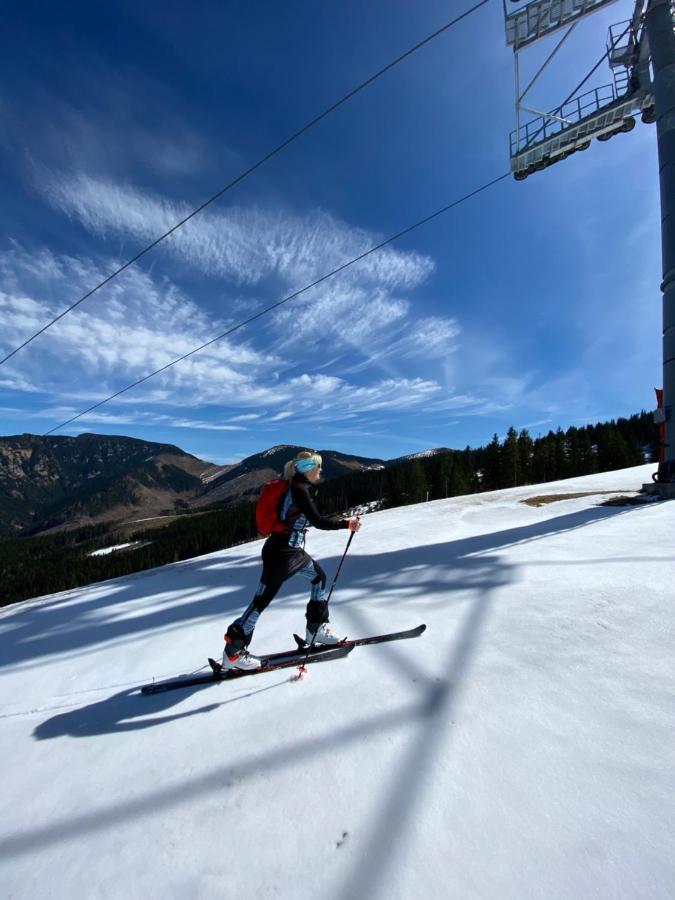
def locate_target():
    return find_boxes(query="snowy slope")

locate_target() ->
[1,464,673,900]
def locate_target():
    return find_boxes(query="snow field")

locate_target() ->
[0,464,673,899]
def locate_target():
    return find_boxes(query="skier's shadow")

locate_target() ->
[33,677,288,740]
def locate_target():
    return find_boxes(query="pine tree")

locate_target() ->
[553,428,569,479]
[449,461,469,495]
[387,465,407,507]
[532,433,554,483]
[578,431,598,474]
[482,434,502,490]
[408,460,427,504]
[502,427,520,487]
[433,453,454,499]
[517,429,534,484]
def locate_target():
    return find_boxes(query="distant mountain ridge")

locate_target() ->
[0,434,391,537]
[190,444,386,510]
[0,433,220,537]
[388,448,453,464]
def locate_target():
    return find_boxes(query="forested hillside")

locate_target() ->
[0,412,656,606]
[317,412,653,514]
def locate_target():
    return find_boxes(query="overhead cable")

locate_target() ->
[1,0,491,368]
[43,172,510,436]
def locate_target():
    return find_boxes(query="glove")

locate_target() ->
[347,517,361,532]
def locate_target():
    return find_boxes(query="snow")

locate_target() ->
[350,499,384,516]
[261,444,294,458]
[398,448,444,460]
[129,515,176,524]
[87,541,144,556]
[1,463,673,899]
[200,467,230,484]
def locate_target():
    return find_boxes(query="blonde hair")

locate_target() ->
[283,450,322,479]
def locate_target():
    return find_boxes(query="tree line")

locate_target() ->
[318,411,652,510]
[0,411,655,606]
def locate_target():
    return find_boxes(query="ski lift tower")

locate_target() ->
[504,0,675,494]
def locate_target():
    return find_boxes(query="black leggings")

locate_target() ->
[226,548,328,651]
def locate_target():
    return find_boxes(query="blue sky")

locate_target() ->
[0,0,661,464]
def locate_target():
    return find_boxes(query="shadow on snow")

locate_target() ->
[0,503,642,677]
[0,501,649,887]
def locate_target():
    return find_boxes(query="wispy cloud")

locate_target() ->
[38,173,434,291]
[2,240,582,438]
[338,314,462,375]
[12,169,602,437]
[34,173,443,369]
[0,245,280,404]
[156,418,247,432]
[272,282,410,359]
[0,244,453,432]
[27,406,249,433]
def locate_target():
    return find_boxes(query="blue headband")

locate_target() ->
[295,456,321,473]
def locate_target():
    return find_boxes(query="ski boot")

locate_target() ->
[222,629,261,671]
[305,622,343,646]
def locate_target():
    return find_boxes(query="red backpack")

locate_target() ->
[256,479,290,535]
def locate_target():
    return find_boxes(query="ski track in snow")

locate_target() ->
[0,464,673,899]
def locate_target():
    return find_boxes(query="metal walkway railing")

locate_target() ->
[510,84,646,174]
[505,0,621,49]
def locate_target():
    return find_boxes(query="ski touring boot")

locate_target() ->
[305,622,343,646]
[222,634,262,671]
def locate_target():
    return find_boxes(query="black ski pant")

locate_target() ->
[225,539,328,654]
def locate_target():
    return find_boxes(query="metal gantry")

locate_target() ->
[505,0,625,48]
[504,0,675,489]
[506,0,654,179]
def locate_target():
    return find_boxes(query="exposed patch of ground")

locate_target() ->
[521,491,641,508]
[598,495,656,507]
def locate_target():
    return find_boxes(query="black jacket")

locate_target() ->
[282,473,348,533]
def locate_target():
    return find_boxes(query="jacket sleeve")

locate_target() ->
[291,483,349,531]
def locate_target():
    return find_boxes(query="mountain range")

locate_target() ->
[0,433,435,538]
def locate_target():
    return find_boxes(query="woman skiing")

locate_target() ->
[222,450,361,670]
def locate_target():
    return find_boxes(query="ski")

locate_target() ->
[140,644,353,695]
[293,623,426,652]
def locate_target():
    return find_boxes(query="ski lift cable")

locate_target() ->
[43,171,510,436]
[1,0,491,369]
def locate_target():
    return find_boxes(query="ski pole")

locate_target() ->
[297,526,357,673]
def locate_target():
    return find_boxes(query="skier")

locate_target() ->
[221,450,361,670]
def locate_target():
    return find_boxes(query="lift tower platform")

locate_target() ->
[505,0,654,180]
